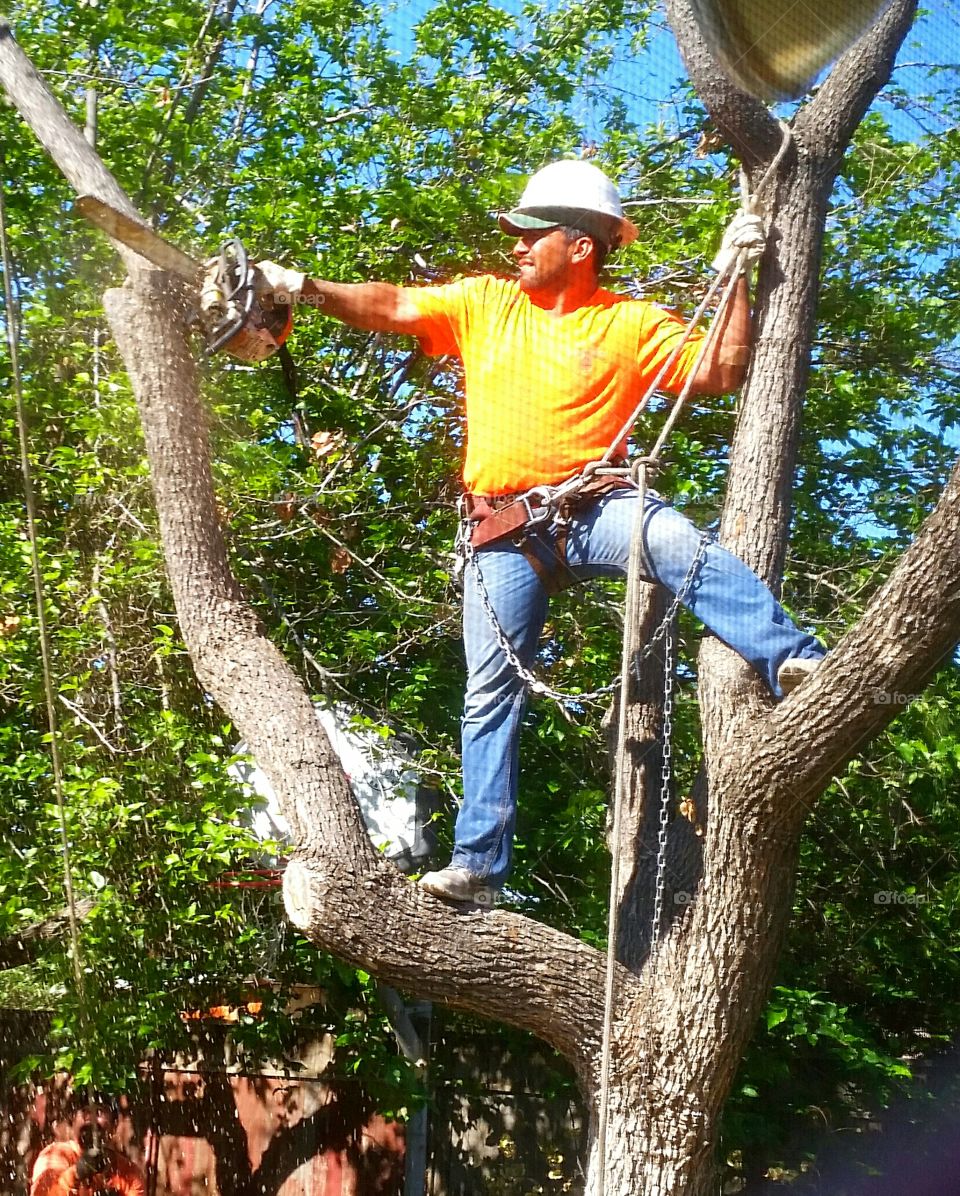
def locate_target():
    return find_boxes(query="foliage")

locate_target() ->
[1,0,960,1186]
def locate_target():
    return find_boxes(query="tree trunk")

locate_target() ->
[583,1060,717,1196]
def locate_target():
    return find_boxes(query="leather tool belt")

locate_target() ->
[463,491,549,548]
[463,473,633,549]
[461,470,635,594]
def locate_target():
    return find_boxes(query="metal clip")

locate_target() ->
[520,487,555,527]
[452,495,473,588]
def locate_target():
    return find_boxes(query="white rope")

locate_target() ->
[595,459,651,1196]
[0,164,102,1145]
[593,124,793,1192]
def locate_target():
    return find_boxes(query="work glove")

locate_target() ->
[75,1145,109,1181]
[253,260,307,304]
[711,209,766,276]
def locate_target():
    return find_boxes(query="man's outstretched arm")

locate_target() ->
[255,262,428,337]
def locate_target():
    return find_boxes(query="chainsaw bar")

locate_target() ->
[75,195,291,366]
[75,195,200,282]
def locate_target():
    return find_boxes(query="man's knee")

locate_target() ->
[463,673,525,722]
[642,502,706,583]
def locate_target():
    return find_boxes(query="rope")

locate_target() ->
[0,167,101,1147]
[742,119,793,212]
[595,458,651,1195]
[591,276,736,1195]
[593,124,793,1190]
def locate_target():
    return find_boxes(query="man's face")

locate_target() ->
[512,228,581,295]
[71,1103,116,1145]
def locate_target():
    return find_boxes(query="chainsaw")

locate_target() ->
[75,195,292,363]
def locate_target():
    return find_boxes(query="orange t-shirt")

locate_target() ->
[405,274,705,495]
[31,1141,146,1196]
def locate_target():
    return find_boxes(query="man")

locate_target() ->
[31,1092,145,1196]
[255,159,826,904]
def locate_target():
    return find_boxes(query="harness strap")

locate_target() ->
[463,473,634,595]
[463,492,544,548]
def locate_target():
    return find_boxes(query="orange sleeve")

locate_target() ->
[402,276,486,357]
[31,1144,81,1196]
[634,302,706,394]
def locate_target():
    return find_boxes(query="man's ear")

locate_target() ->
[570,235,595,267]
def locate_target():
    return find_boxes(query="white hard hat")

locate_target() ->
[498,160,638,250]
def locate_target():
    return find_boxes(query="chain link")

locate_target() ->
[649,615,676,946]
[463,512,709,707]
[467,541,617,703]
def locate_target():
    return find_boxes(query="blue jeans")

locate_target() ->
[454,488,825,886]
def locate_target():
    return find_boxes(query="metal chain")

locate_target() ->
[649,615,677,947]
[464,516,709,706]
[631,528,709,664]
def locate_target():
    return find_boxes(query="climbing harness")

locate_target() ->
[0,168,103,1150]
[458,461,635,594]
[462,503,708,704]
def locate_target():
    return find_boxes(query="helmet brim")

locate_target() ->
[497,206,638,249]
[497,211,562,236]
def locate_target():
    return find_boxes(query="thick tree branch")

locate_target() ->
[664,0,780,166]
[624,13,934,1188]
[755,448,960,807]
[719,169,828,581]
[102,270,617,1086]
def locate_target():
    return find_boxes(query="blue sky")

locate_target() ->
[382,1,960,146]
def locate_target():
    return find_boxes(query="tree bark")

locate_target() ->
[588,3,926,1193]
